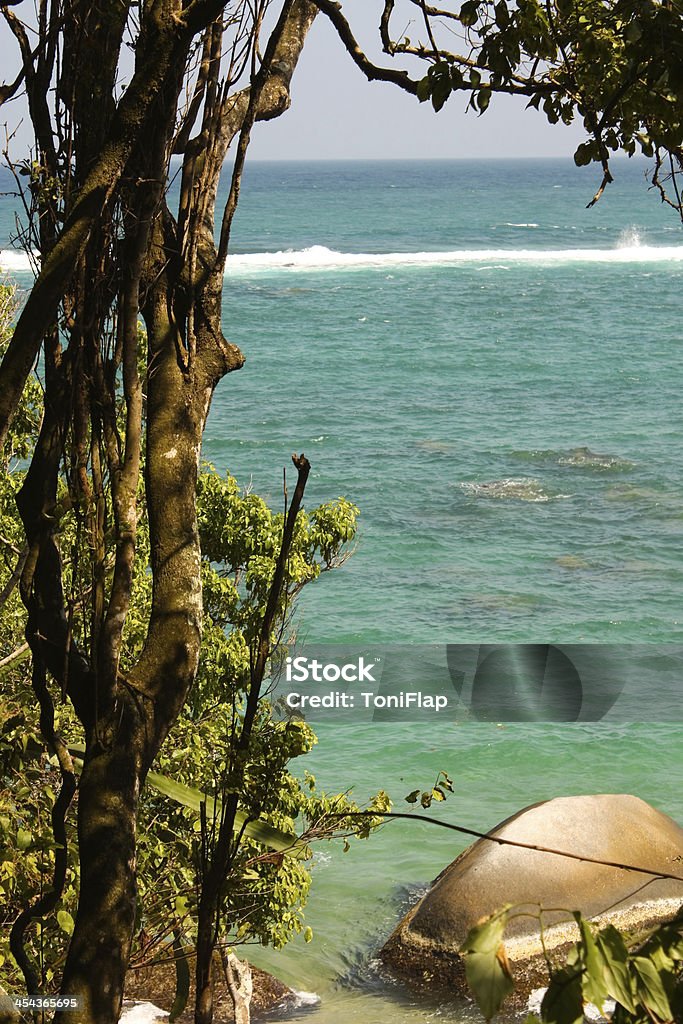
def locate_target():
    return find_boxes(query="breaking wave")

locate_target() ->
[0,249,37,272]
[223,243,683,273]
[3,241,683,276]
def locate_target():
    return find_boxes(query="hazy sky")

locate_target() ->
[248,4,586,161]
[0,2,586,161]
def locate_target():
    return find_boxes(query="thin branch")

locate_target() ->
[217,0,297,264]
[0,546,27,611]
[9,650,77,1000]
[0,66,25,107]
[586,166,614,209]
[380,0,395,53]
[0,641,29,673]
[244,453,310,740]
[330,811,683,884]
[312,0,419,94]
[419,0,440,58]
[406,0,462,21]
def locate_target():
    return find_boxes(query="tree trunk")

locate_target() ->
[2,6,319,1024]
[59,706,146,1024]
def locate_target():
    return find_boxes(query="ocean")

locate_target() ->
[2,158,683,1022]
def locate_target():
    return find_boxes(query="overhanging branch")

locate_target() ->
[313,0,419,94]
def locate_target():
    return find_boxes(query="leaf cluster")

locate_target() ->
[404,769,454,809]
[413,0,683,199]
[461,903,683,1023]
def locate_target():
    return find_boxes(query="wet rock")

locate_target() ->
[380,794,683,998]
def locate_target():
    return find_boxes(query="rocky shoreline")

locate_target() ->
[124,960,305,1023]
[380,795,683,1006]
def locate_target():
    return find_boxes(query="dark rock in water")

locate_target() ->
[557,446,633,470]
[380,795,683,997]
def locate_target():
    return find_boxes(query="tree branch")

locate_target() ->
[0,65,25,107]
[333,811,683,884]
[312,0,419,94]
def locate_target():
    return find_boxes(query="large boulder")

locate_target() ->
[380,794,683,995]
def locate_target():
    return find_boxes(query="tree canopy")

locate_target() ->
[317,0,683,212]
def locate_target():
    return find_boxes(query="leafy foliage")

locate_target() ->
[0,283,382,999]
[370,0,683,211]
[404,769,454,809]
[460,902,683,1023]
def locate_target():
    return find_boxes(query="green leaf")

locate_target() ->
[464,946,513,1020]
[459,0,480,28]
[431,787,445,801]
[624,20,643,43]
[461,908,510,955]
[573,142,595,167]
[404,789,421,804]
[477,86,491,113]
[66,744,307,858]
[431,82,451,113]
[16,828,32,851]
[596,924,637,1012]
[495,1,510,29]
[541,967,584,1024]
[146,769,306,855]
[574,914,607,1007]
[57,910,74,936]
[304,926,313,943]
[632,955,672,1020]
[426,61,453,112]
[416,77,431,103]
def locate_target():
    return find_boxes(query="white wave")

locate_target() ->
[225,242,683,274]
[503,222,539,228]
[290,990,321,1007]
[0,249,35,272]
[6,240,683,278]
[617,226,642,248]
[529,989,615,1023]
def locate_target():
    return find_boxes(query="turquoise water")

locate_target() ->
[2,159,683,1021]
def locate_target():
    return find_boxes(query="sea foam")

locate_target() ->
[0,249,36,272]
[460,478,564,502]
[4,241,683,277]
[223,242,683,273]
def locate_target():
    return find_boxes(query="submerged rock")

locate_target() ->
[460,478,553,502]
[380,794,683,998]
[557,446,634,470]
